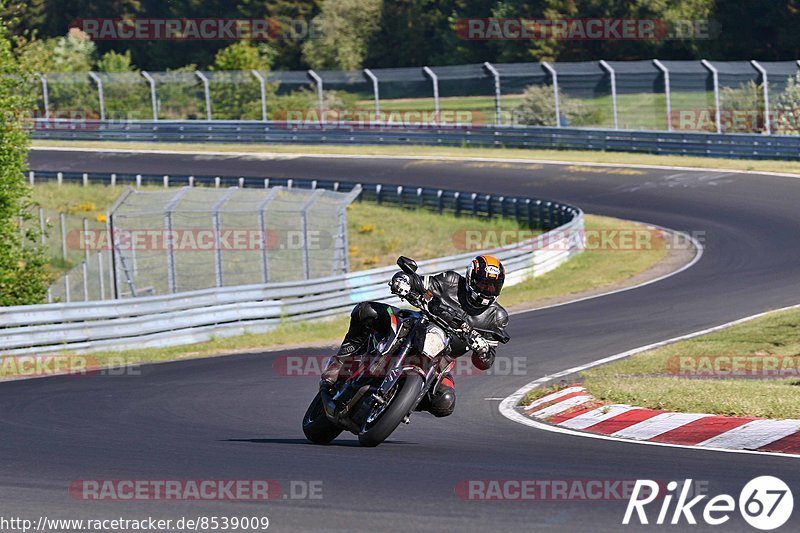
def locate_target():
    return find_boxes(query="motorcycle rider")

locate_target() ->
[320,255,509,418]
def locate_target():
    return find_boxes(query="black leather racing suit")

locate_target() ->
[325,270,510,418]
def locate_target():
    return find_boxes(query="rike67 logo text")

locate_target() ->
[624,477,793,530]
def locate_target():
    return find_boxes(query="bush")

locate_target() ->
[512,84,601,127]
[0,18,49,305]
[717,81,764,133]
[774,74,800,135]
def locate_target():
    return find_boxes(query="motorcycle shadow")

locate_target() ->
[223,438,414,447]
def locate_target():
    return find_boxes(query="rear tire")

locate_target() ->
[358,373,423,447]
[302,392,342,444]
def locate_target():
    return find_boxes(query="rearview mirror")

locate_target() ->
[397,256,418,273]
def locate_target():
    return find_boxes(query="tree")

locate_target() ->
[302,0,383,70]
[0,4,49,305]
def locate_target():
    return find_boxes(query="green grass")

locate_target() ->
[578,307,800,419]
[501,214,668,307]
[34,140,800,176]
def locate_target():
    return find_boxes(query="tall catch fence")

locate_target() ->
[28,60,800,134]
[105,185,358,299]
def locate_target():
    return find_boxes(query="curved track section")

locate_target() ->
[4,150,800,532]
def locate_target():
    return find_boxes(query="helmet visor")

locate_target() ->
[474,280,502,297]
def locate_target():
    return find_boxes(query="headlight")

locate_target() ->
[422,325,448,357]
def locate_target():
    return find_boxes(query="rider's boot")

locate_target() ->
[319,302,383,390]
[319,334,368,389]
[418,374,456,417]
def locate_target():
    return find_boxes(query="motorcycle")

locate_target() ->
[302,256,509,447]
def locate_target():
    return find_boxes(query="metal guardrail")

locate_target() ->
[2,174,583,355]
[31,120,800,160]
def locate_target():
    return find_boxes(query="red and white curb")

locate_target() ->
[523,385,800,456]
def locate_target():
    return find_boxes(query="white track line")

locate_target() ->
[499,303,800,459]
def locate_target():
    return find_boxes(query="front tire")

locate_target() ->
[358,373,423,447]
[302,392,342,444]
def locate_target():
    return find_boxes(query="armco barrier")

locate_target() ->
[1,175,583,355]
[31,120,800,160]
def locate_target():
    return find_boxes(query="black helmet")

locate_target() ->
[465,255,505,306]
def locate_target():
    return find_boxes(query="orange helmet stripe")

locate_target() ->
[482,255,500,268]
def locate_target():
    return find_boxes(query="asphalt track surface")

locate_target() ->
[6,149,800,532]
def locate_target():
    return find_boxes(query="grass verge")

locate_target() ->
[33,140,800,175]
[575,307,800,419]
[4,213,672,378]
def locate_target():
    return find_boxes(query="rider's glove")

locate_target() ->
[468,329,490,356]
[390,272,412,297]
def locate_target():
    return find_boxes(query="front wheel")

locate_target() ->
[302,392,343,444]
[358,373,423,447]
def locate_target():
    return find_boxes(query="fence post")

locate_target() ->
[251,69,268,121]
[35,73,49,119]
[599,61,618,129]
[98,251,105,300]
[299,189,325,280]
[60,213,67,260]
[195,71,212,121]
[363,68,380,120]
[83,218,90,264]
[65,274,70,303]
[751,60,770,135]
[422,66,440,124]
[541,62,560,127]
[211,188,236,288]
[88,72,106,121]
[308,69,325,124]
[701,59,722,133]
[164,188,189,293]
[82,262,89,301]
[257,188,280,283]
[38,207,46,245]
[653,60,672,131]
[483,62,502,126]
[141,71,158,121]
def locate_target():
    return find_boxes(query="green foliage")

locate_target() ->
[718,81,764,133]
[52,28,96,73]
[0,11,49,305]
[513,84,600,127]
[97,50,135,73]
[302,0,383,70]
[774,74,800,135]
[211,41,274,71]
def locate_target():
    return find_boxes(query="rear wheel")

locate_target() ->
[302,392,342,444]
[358,373,423,447]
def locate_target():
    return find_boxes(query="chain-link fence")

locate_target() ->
[105,185,359,298]
[32,60,800,133]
